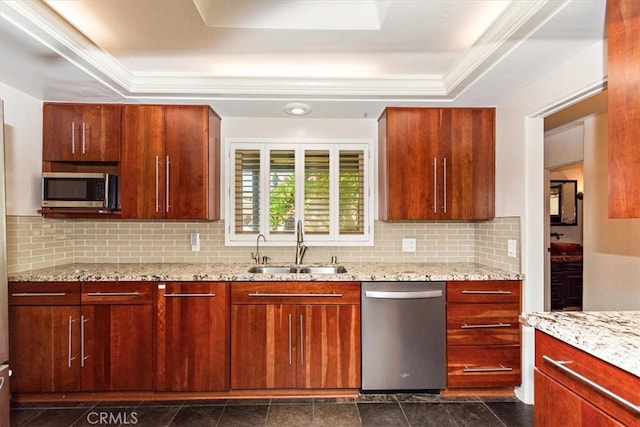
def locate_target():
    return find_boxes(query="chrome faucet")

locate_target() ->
[252,233,267,264]
[295,220,307,265]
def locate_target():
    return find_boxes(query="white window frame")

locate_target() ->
[225,138,374,246]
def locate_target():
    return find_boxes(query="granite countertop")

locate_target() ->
[520,311,640,377]
[8,262,523,283]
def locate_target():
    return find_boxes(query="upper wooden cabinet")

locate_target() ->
[607,0,640,218]
[378,107,495,220]
[43,103,121,162]
[120,105,221,220]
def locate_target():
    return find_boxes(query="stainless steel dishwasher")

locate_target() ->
[361,281,446,392]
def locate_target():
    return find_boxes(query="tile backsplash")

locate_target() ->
[6,216,521,274]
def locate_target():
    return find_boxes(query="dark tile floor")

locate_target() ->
[10,394,533,427]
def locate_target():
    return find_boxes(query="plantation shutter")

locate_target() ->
[269,150,296,234]
[234,149,261,233]
[339,150,365,234]
[304,150,330,235]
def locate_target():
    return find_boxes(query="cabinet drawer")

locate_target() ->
[81,282,153,304]
[232,282,360,305]
[447,345,521,388]
[9,282,80,305]
[447,281,520,303]
[447,303,520,345]
[535,331,640,426]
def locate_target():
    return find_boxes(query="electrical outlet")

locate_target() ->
[191,232,200,252]
[507,239,517,258]
[402,237,417,253]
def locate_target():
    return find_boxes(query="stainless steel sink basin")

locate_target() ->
[247,265,347,274]
[247,266,297,274]
[297,266,347,274]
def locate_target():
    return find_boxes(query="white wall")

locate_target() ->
[583,113,640,310]
[496,40,606,404]
[0,83,42,216]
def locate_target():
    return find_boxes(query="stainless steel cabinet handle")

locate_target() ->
[164,293,216,298]
[433,157,438,213]
[248,293,342,298]
[443,157,447,214]
[365,290,442,299]
[11,292,66,297]
[461,290,512,295]
[68,316,76,368]
[81,315,88,367]
[71,122,76,154]
[288,313,292,366]
[542,355,640,415]
[81,122,86,154]
[300,314,304,366]
[155,155,160,213]
[0,377,4,389]
[463,365,513,373]
[461,323,511,329]
[86,292,141,297]
[165,155,171,213]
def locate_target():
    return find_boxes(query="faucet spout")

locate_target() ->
[295,220,307,265]
[252,233,266,264]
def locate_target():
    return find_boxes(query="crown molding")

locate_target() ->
[1,0,567,102]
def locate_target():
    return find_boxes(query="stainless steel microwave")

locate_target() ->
[42,172,119,210]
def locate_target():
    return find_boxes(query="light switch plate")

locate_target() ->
[191,232,200,252]
[507,239,517,258]
[402,237,417,253]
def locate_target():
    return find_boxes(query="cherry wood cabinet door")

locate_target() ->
[297,304,360,389]
[43,103,120,162]
[163,106,212,219]
[9,305,81,392]
[534,370,624,427]
[607,0,640,218]
[379,108,440,220]
[440,108,495,220]
[120,105,165,219]
[231,304,297,389]
[156,282,230,392]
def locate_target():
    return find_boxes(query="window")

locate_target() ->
[226,139,373,246]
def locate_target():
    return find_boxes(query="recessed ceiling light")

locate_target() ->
[285,103,311,116]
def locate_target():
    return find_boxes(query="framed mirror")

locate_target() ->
[550,180,578,226]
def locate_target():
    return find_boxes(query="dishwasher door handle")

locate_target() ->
[364,290,443,299]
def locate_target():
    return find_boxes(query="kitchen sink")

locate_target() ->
[247,265,347,274]
[297,266,347,274]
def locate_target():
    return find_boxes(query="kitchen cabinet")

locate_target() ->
[8,281,154,393]
[534,330,639,426]
[80,282,154,391]
[378,107,495,220]
[43,103,121,162]
[607,0,640,218]
[446,280,521,388]
[9,282,81,393]
[231,282,360,390]
[120,105,221,220]
[155,282,230,392]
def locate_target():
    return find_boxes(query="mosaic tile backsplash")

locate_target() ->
[6,216,521,274]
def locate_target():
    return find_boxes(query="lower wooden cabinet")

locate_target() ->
[231,282,360,390]
[534,330,639,426]
[446,280,522,388]
[155,282,230,391]
[9,282,154,393]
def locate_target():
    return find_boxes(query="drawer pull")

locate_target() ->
[164,293,216,298]
[542,355,640,415]
[86,292,141,297]
[12,292,67,297]
[461,323,511,329]
[461,290,512,295]
[463,365,513,373]
[248,292,342,298]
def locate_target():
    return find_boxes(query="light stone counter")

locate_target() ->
[8,262,522,283]
[520,311,640,377]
